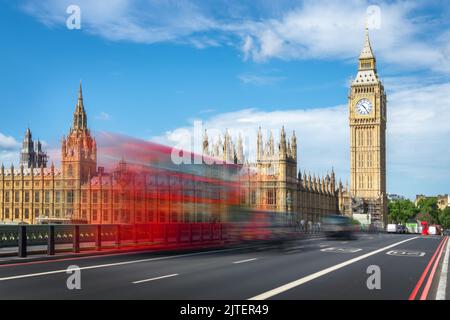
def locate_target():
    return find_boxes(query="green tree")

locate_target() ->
[438,207,450,229]
[388,199,418,224]
[416,197,439,223]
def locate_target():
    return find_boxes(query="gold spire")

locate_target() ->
[357,26,377,72]
[73,81,88,132]
[359,26,375,60]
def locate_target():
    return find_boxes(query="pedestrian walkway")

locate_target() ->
[436,236,450,300]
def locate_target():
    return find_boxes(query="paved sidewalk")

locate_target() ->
[436,236,450,300]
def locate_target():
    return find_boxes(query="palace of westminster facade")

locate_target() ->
[0,29,387,226]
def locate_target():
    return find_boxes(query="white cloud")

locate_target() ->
[152,80,450,199]
[0,133,20,150]
[20,0,450,73]
[95,112,112,121]
[0,133,20,166]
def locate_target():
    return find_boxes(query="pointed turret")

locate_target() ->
[279,126,287,159]
[359,26,375,60]
[237,133,244,164]
[73,81,88,132]
[291,131,297,160]
[358,26,377,72]
[257,127,263,161]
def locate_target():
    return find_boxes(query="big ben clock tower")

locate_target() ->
[349,27,387,226]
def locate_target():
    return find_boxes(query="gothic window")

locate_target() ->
[251,190,257,205]
[34,209,39,217]
[103,191,109,204]
[14,191,20,203]
[14,208,20,219]
[34,191,40,203]
[45,191,50,203]
[24,191,30,203]
[66,190,74,204]
[24,209,29,219]
[5,191,10,203]
[68,164,73,177]
[93,191,98,204]
[240,190,246,205]
[82,191,88,204]
[267,190,276,205]
[103,209,109,221]
[114,191,120,204]
[92,209,98,221]
[55,191,61,203]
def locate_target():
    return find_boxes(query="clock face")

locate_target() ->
[355,98,373,115]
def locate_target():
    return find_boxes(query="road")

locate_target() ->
[0,233,447,300]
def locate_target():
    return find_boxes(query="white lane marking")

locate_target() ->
[437,237,450,300]
[0,247,246,282]
[319,244,329,248]
[386,250,425,257]
[320,247,362,253]
[133,274,178,284]
[233,258,258,264]
[249,236,419,300]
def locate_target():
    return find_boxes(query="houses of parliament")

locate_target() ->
[0,28,387,226]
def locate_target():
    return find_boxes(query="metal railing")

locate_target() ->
[0,223,226,258]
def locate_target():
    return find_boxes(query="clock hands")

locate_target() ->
[362,105,369,113]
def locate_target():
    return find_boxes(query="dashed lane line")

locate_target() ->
[133,274,179,284]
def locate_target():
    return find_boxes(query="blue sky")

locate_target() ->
[0,0,449,199]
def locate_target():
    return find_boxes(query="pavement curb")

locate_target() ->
[436,236,450,300]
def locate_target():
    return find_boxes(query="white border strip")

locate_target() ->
[436,237,450,300]
[249,236,419,300]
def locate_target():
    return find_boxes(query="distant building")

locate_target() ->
[20,128,48,169]
[202,127,350,223]
[415,194,450,210]
[388,194,406,201]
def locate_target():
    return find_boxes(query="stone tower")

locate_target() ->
[20,128,48,169]
[61,82,97,184]
[349,27,387,225]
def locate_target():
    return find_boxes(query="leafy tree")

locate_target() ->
[438,207,450,229]
[388,199,418,224]
[417,211,435,225]
[416,197,439,224]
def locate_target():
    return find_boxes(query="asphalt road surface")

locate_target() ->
[0,233,447,300]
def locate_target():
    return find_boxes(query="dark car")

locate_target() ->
[322,215,357,240]
[397,225,408,234]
